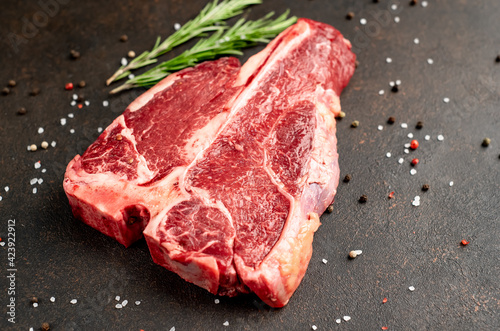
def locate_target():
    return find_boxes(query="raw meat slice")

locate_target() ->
[143,18,356,306]
[63,18,356,307]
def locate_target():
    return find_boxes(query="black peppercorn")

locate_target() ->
[41,322,50,331]
[482,138,491,147]
[120,34,128,42]
[17,107,27,115]
[359,195,368,203]
[422,184,429,191]
[326,204,334,213]
[410,0,418,6]
[351,120,359,128]
[2,87,10,95]
[496,55,500,63]
[78,80,86,88]
[70,49,80,59]
[387,116,395,124]
[391,85,399,93]
[8,80,16,87]
[343,174,352,183]
[346,12,355,20]
[30,87,40,96]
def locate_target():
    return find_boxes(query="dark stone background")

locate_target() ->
[1,0,499,330]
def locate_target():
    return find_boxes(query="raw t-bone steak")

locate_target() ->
[64,18,355,307]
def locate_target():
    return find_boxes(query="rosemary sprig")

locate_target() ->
[106,0,262,85]
[110,11,296,94]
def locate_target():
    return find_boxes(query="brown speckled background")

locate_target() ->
[1,0,499,330]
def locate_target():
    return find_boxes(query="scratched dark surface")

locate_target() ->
[1,0,499,330]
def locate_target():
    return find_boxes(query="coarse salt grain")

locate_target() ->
[427,58,434,64]
[443,97,450,103]
[68,113,74,118]
[389,81,395,87]
[128,74,135,79]
[394,16,400,23]
[170,328,175,331]
[42,169,46,173]
[50,297,55,302]
[71,100,76,106]
[38,127,44,134]
[421,1,428,7]
[398,158,404,164]
[353,250,362,255]
[425,135,430,141]
[115,296,120,301]
[135,301,141,305]
[404,149,410,154]
[410,169,417,175]
[70,129,75,134]
[378,125,384,131]
[223,321,229,326]
[396,79,402,85]
[33,302,38,308]
[30,178,38,185]
[312,325,318,330]
[61,118,67,126]
[51,141,56,147]
[386,152,392,158]
[174,23,181,30]
[72,94,78,100]
[322,258,328,264]
[34,162,41,169]
[449,181,454,187]
[121,57,128,66]
[336,319,341,324]
[122,300,128,307]
[412,196,421,207]
[0,196,2,202]
[30,328,34,331]
[401,123,408,128]
[391,4,397,10]
[407,133,414,138]
[386,57,392,63]
[360,18,367,25]
[4,186,9,192]
[98,127,103,133]
[33,188,37,194]
[215,299,220,304]
[103,100,109,107]
[409,286,415,291]
[38,178,43,185]
[85,100,90,106]
[343,316,351,322]
[437,135,444,141]
[70,299,77,304]
[414,38,420,44]
[404,143,411,148]
[379,90,385,95]
[115,304,123,309]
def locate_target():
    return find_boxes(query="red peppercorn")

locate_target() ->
[411,158,419,166]
[388,191,395,199]
[65,82,74,90]
[410,139,419,150]
[461,239,470,246]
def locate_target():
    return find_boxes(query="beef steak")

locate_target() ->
[64,18,356,307]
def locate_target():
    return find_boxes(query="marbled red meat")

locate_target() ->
[64,18,356,307]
